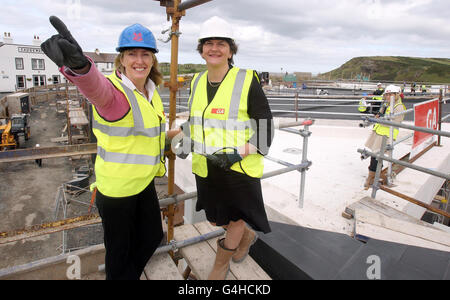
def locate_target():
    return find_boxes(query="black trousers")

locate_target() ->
[95,180,163,280]
[368,157,382,172]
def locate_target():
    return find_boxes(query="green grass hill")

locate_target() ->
[320,56,450,83]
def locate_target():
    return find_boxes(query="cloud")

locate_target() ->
[1,0,448,73]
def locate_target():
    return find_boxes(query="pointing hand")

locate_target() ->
[41,16,89,70]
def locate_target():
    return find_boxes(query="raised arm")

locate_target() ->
[41,16,129,120]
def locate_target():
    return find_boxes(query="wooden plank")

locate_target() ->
[0,214,101,245]
[144,253,183,280]
[359,197,438,228]
[355,208,450,247]
[355,220,450,252]
[345,197,443,230]
[51,135,85,143]
[380,185,450,219]
[194,222,271,280]
[174,223,235,280]
[344,201,366,218]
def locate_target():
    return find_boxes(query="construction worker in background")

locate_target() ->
[422,84,427,94]
[374,83,384,96]
[359,83,384,114]
[370,83,384,115]
[358,93,369,113]
[35,144,42,167]
[363,84,406,189]
[171,16,274,280]
[411,82,416,96]
[41,16,168,280]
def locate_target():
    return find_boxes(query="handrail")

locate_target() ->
[359,108,449,216]
[357,148,450,180]
[159,161,312,208]
[364,116,450,138]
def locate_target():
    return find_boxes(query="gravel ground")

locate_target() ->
[0,100,173,270]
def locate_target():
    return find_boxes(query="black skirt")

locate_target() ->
[195,162,271,234]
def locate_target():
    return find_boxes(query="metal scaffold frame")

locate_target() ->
[357,93,450,220]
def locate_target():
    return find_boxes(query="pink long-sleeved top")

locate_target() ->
[60,56,156,121]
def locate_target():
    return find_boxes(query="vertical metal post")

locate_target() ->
[299,124,311,208]
[371,136,388,199]
[387,95,394,186]
[65,81,72,145]
[295,92,298,122]
[438,89,443,146]
[166,0,182,252]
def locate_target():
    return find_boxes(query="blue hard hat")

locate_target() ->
[116,23,158,53]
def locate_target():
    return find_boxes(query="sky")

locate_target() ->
[1,0,449,74]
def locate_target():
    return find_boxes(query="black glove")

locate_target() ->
[207,148,242,170]
[41,16,89,70]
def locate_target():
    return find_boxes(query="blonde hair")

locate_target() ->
[114,50,163,87]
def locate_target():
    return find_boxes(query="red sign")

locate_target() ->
[412,99,439,158]
[211,108,225,115]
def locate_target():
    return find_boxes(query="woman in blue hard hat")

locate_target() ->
[41,16,166,280]
[173,16,274,280]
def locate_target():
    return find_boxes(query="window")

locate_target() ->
[33,75,46,87]
[15,58,24,70]
[31,58,45,70]
[52,75,61,84]
[16,75,26,89]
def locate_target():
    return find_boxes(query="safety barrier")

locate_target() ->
[0,119,314,259]
[357,115,450,219]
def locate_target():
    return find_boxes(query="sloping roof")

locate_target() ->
[83,51,117,63]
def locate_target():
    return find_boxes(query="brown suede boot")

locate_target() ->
[207,238,236,280]
[364,171,376,190]
[232,226,258,263]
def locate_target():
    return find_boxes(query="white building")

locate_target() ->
[84,49,117,76]
[0,32,117,93]
[0,32,61,93]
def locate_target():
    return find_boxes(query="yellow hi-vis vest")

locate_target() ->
[358,98,368,112]
[92,71,166,197]
[188,67,264,178]
[373,101,406,140]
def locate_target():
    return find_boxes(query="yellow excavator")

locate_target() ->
[0,120,17,150]
[0,114,30,150]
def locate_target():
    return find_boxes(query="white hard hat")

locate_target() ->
[36,144,40,147]
[198,16,234,41]
[377,82,382,86]
[384,85,401,94]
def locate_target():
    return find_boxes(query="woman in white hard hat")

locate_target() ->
[41,16,167,280]
[174,16,274,280]
[364,84,406,189]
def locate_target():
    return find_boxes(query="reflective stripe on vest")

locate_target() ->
[93,119,165,137]
[188,68,264,178]
[358,98,367,112]
[97,145,161,165]
[92,72,166,197]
